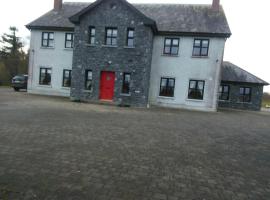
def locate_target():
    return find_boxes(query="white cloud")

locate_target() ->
[0,0,269,92]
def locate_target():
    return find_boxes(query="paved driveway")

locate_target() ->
[0,88,270,200]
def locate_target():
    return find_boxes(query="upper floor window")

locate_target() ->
[42,32,54,47]
[159,77,175,97]
[163,38,179,55]
[39,67,52,85]
[63,69,72,87]
[85,70,93,91]
[192,39,209,57]
[188,80,205,100]
[239,87,251,103]
[219,85,230,101]
[122,73,131,94]
[126,28,135,47]
[89,26,96,45]
[65,33,74,48]
[105,28,117,46]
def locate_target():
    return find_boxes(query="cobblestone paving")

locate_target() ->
[0,88,270,200]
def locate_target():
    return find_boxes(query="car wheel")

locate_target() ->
[14,88,19,92]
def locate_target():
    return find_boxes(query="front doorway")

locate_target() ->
[99,71,115,101]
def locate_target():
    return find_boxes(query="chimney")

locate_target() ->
[54,0,62,11]
[212,0,220,11]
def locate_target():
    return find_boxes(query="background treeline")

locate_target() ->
[0,27,28,86]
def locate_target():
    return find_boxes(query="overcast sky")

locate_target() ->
[0,0,269,92]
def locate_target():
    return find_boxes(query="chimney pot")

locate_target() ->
[212,0,220,11]
[54,0,62,11]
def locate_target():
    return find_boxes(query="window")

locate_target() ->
[85,70,93,91]
[105,28,117,46]
[39,68,52,85]
[126,28,135,47]
[65,33,74,48]
[63,70,72,87]
[192,39,209,57]
[163,38,179,55]
[89,26,95,45]
[42,32,54,47]
[159,78,175,97]
[122,73,131,94]
[239,87,251,103]
[188,80,205,100]
[219,85,230,101]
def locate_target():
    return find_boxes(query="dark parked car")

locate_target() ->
[11,75,28,91]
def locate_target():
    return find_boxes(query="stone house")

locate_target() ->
[26,0,268,111]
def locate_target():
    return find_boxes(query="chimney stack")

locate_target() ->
[212,0,220,11]
[54,0,62,11]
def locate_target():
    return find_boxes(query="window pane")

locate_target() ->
[168,79,175,87]
[193,47,201,56]
[90,37,95,44]
[240,88,244,94]
[164,47,171,54]
[66,41,72,48]
[173,39,179,46]
[106,38,111,45]
[194,40,201,47]
[107,29,112,35]
[171,47,178,55]
[87,71,92,80]
[49,33,54,39]
[112,38,117,46]
[189,81,196,89]
[165,39,171,46]
[112,29,117,37]
[198,81,204,90]
[91,28,95,35]
[48,40,54,47]
[245,88,251,94]
[128,30,134,37]
[66,34,72,40]
[128,39,134,47]
[201,48,208,56]
[43,33,48,39]
[161,79,167,87]
[224,86,229,92]
[42,40,47,46]
[202,40,209,48]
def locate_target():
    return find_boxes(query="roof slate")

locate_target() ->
[26,2,231,36]
[221,62,269,85]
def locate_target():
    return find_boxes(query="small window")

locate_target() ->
[192,39,209,57]
[85,70,93,91]
[42,32,54,47]
[65,33,74,48]
[39,68,52,85]
[126,28,135,47]
[163,38,179,55]
[239,87,251,102]
[188,80,205,100]
[219,85,230,101]
[122,73,131,94]
[105,28,117,46]
[63,70,72,87]
[159,78,175,97]
[89,27,95,45]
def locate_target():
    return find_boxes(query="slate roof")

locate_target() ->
[221,62,269,85]
[26,2,231,37]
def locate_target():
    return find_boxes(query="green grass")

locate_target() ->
[262,100,270,108]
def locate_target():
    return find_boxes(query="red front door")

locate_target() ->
[100,71,115,101]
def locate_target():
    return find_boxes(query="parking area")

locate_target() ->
[0,88,270,200]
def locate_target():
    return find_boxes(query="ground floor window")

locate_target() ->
[219,85,230,101]
[39,68,51,85]
[239,87,251,102]
[122,73,131,94]
[85,70,93,91]
[159,77,175,97]
[188,80,205,100]
[63,70,71,87]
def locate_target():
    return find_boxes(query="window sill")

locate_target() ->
[124,46,135,49]
[120,93,131,97]
[162,54,179,57]
[38,84,52,88]
[61,87,71,90]
[219,99,230,102]
[236,102,252,104]
[191,56,209,59]
[102,45,118,48]
[158,96,175,100]
[63,48,73,51]
[186,98,204,102]
[85,43,96,47]
[40,46,54,50]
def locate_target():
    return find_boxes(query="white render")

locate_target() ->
[27,30,73,97]
[149,36,226,112]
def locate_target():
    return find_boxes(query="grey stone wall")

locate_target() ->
[218,81,264,111]
[70,0,154,107]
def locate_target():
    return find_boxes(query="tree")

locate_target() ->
[0,27,28,84]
